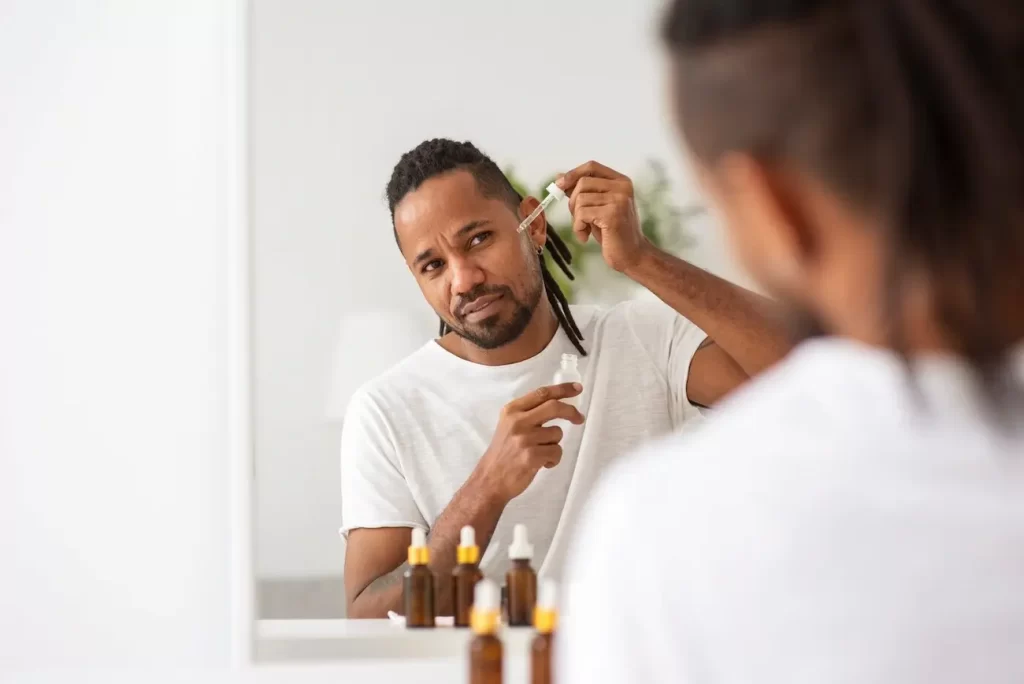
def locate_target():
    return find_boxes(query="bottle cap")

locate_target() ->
[537,578,557,609]
[533,579,559,634]
[560,353,578,368]
[457,525,479,565]
[408,527,429,565]
[508,523,534,560]
[474,578,499,611]
[470,579,500,635]
[546,182,566,201]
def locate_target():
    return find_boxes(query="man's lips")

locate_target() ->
[459,293,504,318]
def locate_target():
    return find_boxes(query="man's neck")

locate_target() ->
[442,300,560,366]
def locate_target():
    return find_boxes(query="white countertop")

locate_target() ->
[256,619,536,682]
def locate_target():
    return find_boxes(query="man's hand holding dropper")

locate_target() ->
[557,161,792,407]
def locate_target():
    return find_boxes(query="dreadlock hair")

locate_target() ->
[663,0,1024,402]
[385,138,587,356]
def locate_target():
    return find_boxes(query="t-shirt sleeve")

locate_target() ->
[339,387,426,538]
[624,299,708,421]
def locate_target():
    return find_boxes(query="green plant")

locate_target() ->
[506,161,703,302]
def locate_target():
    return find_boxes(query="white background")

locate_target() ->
[250,0,745,584]
[1,0,246,669]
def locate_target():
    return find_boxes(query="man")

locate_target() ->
[340,138,790,618]
[560,1,1024,682]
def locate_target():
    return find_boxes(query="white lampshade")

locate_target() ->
[325,308,434,420]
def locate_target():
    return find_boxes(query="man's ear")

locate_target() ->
[714,153,818,293]
[518,196,548,251]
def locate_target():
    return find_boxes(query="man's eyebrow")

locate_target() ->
[413,220,493,267]
[413,247,435,267]
[455,219,491,238]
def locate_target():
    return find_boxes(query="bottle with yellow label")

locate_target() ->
[452,525,483,627]
[531,580,558,684]
[469,579,503,684]
[403,527,435,628]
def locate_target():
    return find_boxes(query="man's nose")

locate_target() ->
[449,255,486,297]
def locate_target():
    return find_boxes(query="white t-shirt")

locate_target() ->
[340,301,707,580]
[560,338,1024,684]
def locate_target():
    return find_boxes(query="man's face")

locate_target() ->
[393,170,545,349]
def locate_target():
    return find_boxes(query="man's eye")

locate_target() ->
[469,231,492,247]
[422,259,443,274]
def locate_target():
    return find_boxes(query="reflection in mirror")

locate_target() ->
[249,0,760,668]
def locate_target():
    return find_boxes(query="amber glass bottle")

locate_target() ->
[469,579,503,684]
[530,580,558,684]
[452,525,483,627]
[505,524,537,627]
[403,527,435,628]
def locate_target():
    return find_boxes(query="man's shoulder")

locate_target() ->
[581,296,678,324]
[348,341,441,412]
[577,296,696,345]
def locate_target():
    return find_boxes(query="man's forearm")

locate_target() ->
[348,563,406,618]
[425,471,507,615]
[349,472,507,619]
[625,244,791,375]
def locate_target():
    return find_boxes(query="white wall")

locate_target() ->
[1,0,245,669]
[250,0,746,582]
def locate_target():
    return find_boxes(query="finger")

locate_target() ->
[573,214,591,244]
[568,192,615,216]
[572,206,610,244]
[530,425,564,445]
[523,398,585,427]
[557,160,629,194]
[528,444,563,469]
[567,176,624,207]
[506,382,583,412]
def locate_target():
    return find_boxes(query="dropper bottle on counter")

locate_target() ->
[402,527,435,628]
[531,579,559,684]
[469,579,503,684]
[505,524,537,626]
[452,525,483,628]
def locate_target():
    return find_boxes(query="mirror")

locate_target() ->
[248,0,748,645]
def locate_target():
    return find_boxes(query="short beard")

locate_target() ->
[445,280,544,350]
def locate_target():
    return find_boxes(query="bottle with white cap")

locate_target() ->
[505,523,538,626]
[469,579,503,684]
[452,525,484,628]
[402,527,435,628]
[551,353,583,446]
[530,580,559,684]
[553,353,582,409]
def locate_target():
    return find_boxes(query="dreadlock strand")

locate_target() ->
[546,230,574,264]
[545,247,576,281]
[543,265,586,344]
[549,286,588,357]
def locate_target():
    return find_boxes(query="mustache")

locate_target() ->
[455,285,513,317]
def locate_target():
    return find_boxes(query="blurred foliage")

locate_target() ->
[506,161,703,302]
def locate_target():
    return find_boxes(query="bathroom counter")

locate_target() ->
[256,619,535,679]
